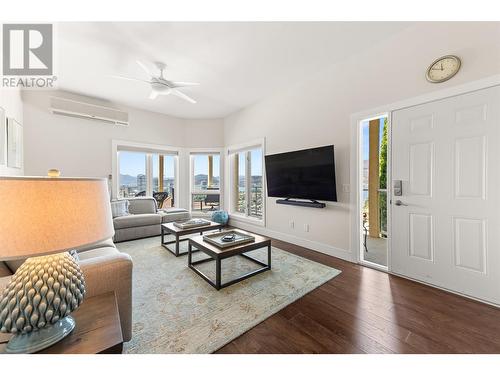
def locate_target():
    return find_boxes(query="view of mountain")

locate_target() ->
[119,174,138,186]
[194,174,220,186]
[122,173,262,189]
[239,175,263,188]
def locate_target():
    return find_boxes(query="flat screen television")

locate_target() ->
[265,145,337,202]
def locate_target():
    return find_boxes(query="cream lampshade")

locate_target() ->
[0,176,114,353]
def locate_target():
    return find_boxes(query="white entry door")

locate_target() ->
[391,85,500,305]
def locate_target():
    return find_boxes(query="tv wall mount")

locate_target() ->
[276,198,326,208]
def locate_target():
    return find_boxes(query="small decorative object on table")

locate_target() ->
[0,292,124,354]
[203,230,255,248]
[221,233,236,242]
[173,218,211,229]
[211,210,229,226]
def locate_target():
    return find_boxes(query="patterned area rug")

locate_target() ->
[116,235,341,353]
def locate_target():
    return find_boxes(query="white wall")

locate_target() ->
[224,22,500,260]
[19,23,500,262]
[0,88,24,176]
[22,90,224,179]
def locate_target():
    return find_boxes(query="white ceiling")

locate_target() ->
[57,22,412,119]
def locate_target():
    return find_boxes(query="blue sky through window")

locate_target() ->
[236,148,263,177]
[250,148,262,176]
[119,151,175,178]
[119,151,146,176]
[193,154,220,176]
[152,154,175,179]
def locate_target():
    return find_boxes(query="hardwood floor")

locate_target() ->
[216,238,500,354]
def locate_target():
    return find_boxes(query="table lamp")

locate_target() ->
[0,175,114,353]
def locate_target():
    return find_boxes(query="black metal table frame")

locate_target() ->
[161,223,223,256]
[188,240,272,290]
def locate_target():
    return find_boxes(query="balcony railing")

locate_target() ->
[237,186,263,219]
[191,192,220,213]
[362,188,387,238]
[249,189,263,218]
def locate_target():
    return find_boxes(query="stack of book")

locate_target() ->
[173,218,211,229]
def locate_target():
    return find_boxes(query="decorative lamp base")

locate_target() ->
[5,315,76,354]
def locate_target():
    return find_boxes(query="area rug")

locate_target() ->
[116,235,341,353]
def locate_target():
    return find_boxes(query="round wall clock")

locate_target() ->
[426,55,461,83]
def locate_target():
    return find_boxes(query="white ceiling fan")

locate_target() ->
[112,61,199,103]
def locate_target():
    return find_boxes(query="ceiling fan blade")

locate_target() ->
[136,60,153,78]
[171,89,196,104]
[170,81,200,88]
[110,75,149,83]
[149,91,159,100]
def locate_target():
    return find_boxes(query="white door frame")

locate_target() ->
[350,74,500,270]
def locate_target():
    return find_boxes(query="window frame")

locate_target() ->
[112,140,180,204]
[226,138,266,226]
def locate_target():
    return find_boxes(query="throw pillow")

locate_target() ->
[110,200,130,218]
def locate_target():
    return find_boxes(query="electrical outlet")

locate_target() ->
[304,224,310,232]
[343,184,350,193]
[289,220,294,229]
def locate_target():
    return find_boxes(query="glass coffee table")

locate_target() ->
[188,229,272,290]
[161,221,224,257]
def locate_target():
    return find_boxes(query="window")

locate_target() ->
[118,151,147,198]
[249,148,263,218]
[236,152,246,214]
[116,145,177,208]
[230,145,264,220]
[190,153,221,214]
[152,154,176,208]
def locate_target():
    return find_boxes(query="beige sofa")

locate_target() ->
[113,197,190,242]
[0,239,133,342]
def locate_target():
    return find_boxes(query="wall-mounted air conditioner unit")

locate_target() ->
[49,97,129,126]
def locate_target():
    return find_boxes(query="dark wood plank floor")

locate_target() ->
[216,238,500,354]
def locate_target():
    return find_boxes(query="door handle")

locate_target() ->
[394,200,408,206]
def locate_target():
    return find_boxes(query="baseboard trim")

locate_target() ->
[229,220,355,263]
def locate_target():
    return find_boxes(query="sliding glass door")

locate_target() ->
[190,153,221,214]
[152,154,176,208]
[117,148,177,207]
